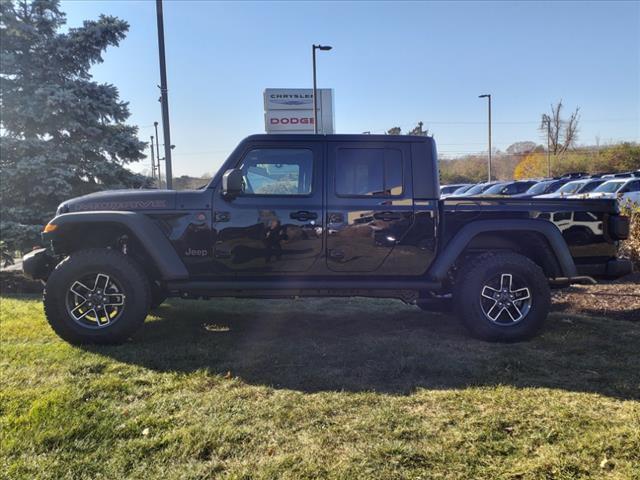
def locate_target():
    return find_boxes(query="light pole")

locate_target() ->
[150,136,156,180]
[154,122,162,188]
[312,44,332,134]
[479,94,492,182]
[155,0,173,189]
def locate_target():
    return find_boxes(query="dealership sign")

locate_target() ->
[264,88,334,134]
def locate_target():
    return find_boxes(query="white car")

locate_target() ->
[573,178,640,206]
[535,178,604,198]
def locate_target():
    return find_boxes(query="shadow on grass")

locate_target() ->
[87,298,640,399]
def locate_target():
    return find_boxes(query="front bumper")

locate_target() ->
[22,248,55,281]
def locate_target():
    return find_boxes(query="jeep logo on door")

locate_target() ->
[185,248,208,257]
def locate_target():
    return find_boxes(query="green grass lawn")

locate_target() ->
[1,295,639,479]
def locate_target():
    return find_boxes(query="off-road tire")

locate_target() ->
[43,248,151,344]
[454,252,550,342]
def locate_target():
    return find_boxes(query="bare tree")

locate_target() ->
[386,122,429,136]
[540,100,580,155]
[408,121,429,136]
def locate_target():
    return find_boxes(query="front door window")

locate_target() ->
[212,145,323,274]
[240,149,313,196]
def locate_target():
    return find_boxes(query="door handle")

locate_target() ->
[373,211,403,221]
[290,210,318,221]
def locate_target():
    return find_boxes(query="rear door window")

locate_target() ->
[335,148,403,197]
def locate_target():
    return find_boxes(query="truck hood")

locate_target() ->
[58,189,177,214]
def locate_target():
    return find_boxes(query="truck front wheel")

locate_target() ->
[454,252,550,342]
[43,248,151,344]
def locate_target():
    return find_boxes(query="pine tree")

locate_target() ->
[0,0,149,250]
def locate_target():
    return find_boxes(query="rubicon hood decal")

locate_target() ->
[63,189,177,212]
[71,199,169,211]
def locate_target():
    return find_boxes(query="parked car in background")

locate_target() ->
[454,181,502,197]
[513,178,571,198]
[481,180,538,196]
[446,184,475,197]
[535,178,605,199]
[601,171,640,179]
[440,183,473,198]
[440,184,472,196]
[577,178,640,205]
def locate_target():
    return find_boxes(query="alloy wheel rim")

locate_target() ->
[65,273,126,329]
[479,273,532,325]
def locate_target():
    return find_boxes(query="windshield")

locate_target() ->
[593,181,625,193]
[483,183,508,194]
[461,184,486,195]
[557,181,586,194]
[451,185,472,195]
[580,180,604,193]
[441,185,463,194]
[525,181,552,195]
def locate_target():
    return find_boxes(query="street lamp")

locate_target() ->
[154,122,162,188]
[150,135,156,180]
[478,94,492,182]
[312,44,332,134]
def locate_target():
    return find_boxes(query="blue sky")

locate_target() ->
[61,0,640,177]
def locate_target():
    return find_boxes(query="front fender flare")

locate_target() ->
[428,219,577,280]
[45,211,189,281]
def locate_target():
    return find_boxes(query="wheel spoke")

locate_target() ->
[481,285,499,300]
[504,302,522,322]
[93,274,110,293]
[511,287,531,301]
[104,293,125,306]
[95,305,111,326]
[70,281,92,300]
[500,274,513,291]
[486,301,503,321]
[70,301,90,320]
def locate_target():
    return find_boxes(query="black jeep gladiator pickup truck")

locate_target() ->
[23,134,632,344]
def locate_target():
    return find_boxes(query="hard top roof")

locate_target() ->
[242,134,434,143]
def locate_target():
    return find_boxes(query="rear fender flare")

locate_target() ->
[429,219,577,280]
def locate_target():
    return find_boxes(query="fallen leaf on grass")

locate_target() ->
[600,456,614,470]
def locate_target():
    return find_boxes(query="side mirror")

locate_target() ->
[222,168,244,199]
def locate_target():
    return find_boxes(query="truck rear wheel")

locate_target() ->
[454,252,550,342]
[43,249,151,344]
